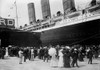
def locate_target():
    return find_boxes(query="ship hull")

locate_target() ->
[0,28,41,47]
[40,18,100,46]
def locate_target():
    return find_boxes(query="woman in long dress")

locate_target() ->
[5,47,9,58]
[49,47,57,67]
[58,48,64,67]
[18,49,23,64]
[63,48,71,68]
[31,48,34,61]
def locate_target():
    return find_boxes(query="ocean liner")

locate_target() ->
[21,0,100,46]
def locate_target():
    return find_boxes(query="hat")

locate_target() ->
[74,48,77,51]
[65,46,70,49]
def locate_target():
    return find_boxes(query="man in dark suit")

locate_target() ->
[34,47,37,58]
[43,47,49,62]
[1,47,5,59]
[71,48,79,67]
[39,47,44,60]
[23,48,28,62]
[87,48,93,64]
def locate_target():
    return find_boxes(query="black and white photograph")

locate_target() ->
[0,0,100,70]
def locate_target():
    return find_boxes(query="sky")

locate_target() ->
[0,0,92,27]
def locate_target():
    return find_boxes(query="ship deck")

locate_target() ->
[33,12,100,32]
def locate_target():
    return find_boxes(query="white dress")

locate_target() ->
[18,50,23,64]
[49,48,57,67]
[5,47,9,57]
[58,49,64,67]
[31,49,34,61]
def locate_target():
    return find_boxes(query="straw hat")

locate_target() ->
[74,48,77,51]
[65,46,70,49]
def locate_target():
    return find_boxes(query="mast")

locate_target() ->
[14,0,19,28]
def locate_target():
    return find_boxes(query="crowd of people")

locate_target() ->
[0,45,100,68]
[18,46,50,64]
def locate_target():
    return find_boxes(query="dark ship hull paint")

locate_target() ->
[40,19,100,46]
[0,28,41,47]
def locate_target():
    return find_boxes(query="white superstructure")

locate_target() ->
[20,4,100,33]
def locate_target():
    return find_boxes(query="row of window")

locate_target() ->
[28,23,55,32]
[23,6,100,31]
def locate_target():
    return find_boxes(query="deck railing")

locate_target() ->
[21,5,100,32]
